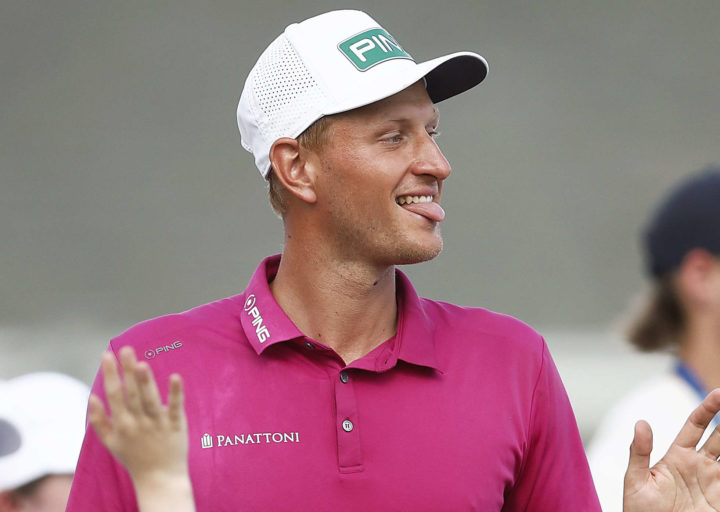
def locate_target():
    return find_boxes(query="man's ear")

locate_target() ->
[269,138,318,205]
[677,248,718,306]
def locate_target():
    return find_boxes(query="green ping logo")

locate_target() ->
[338,28,413,71]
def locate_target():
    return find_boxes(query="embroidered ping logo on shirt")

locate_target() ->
[144,340,183,360]
[200,431,300,449]
[244,294,271,343]
[338,28,413,71]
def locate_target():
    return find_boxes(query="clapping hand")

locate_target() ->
[624,389,720,511]
[88,346,196,512]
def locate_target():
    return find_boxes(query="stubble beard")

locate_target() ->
[320,174,445,267]
[332,213,444,267]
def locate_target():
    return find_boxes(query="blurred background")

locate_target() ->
[2,0,718,441]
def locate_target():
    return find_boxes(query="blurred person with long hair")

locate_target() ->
[588,167,720,511]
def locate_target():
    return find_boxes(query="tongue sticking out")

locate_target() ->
[399,201,446,222]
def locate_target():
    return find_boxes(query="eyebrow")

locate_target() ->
[384,106,440,127]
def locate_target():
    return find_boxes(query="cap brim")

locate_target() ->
[324,51,488,118]
[421,52,488,103]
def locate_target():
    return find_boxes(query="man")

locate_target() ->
[67,10,720,511]
[0,372,89,512]
[588,168,720,511]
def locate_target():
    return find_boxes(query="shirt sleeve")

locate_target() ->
[504,340,601,511]
[66,345,140,512]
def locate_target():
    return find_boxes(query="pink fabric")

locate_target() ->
[67,255,600,511]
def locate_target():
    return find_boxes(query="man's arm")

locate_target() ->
[87,347,195,512]
[624,389,720,511]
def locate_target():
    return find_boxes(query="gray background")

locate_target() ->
[2,1,718,437]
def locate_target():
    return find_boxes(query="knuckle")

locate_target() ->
[115,416,136,434]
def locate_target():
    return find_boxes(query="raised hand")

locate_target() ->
[624,389,720,511]
[88,346,195,512]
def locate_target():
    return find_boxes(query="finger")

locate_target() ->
[698,390,720,458]
[674,388,720,448]
[135,361,162,418]
[625,420,653,485]
[119,346,142,413]
[88,394,113,443]
[101,351,127,417]
[167,373,185,426]
[699,425,720,460]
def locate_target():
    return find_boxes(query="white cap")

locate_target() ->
[0,373,90,491]
[237,9,488,178]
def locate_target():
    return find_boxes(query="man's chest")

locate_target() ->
[181,360,525,511]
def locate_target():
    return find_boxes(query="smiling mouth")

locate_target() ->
[395,195,446,222]
[396,195,434,205]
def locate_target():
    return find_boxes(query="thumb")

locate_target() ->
[624,420,653,489]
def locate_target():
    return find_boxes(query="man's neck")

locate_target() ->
[269,247,399,365]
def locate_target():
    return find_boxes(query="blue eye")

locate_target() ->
[382,134,402,144]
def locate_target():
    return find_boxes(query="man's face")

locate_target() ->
[710,258,720,320]
[1,475,73,512]
[310,81,452,267]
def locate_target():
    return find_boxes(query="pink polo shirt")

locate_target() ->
[68,255,600,511]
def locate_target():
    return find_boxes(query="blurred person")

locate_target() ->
[66,9,720,512]
[587,167,720,511]
[0,372,89,512]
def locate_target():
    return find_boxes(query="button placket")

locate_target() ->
[334,371,363,473]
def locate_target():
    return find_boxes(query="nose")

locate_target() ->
[410,132,452,181]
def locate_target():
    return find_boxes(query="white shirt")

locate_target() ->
[586,367,709,512]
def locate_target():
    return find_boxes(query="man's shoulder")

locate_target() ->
[421,298,541,340]
[110,293,246,349]
[418,297,545,356]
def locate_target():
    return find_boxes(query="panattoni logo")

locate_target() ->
[338,28,413,71]
[244,294,270,343]
[200,431,300,449]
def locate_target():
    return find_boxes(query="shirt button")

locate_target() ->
[339,371,349,383]
[342,419,354,432]
[304,342,314,350]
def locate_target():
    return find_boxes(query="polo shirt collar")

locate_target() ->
[240,255,304,352]
[240,255,442,372]
[392,269,443,372]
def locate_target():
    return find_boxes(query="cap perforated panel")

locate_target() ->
[250,35,326,141]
